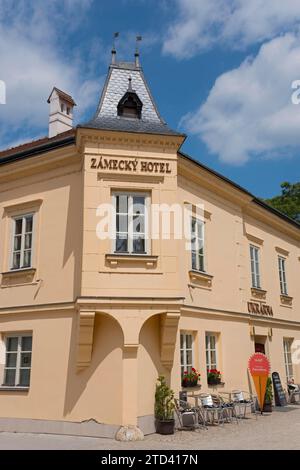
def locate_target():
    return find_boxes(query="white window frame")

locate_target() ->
[10,213,34,271]
[205,333,218,371]
[180,332,194,379]
[283,339,293,381]
[250,245,261,289]
[191,217,205,272]
[278,256,288,295]
[112,192,150,255]
[3,333,32,388]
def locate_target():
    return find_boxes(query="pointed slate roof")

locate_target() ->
[80,61,183,137]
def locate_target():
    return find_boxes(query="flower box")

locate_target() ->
[207,369,222,386]
[181,380,199,388]
[182,368,201,388]
[207,377,221,385]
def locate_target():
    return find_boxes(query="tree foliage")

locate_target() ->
[265,182,300,223]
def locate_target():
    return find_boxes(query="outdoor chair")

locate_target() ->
[216,394,238,424]
[174,398,205,431]
[231,390,257,419]
[199,393,225,426]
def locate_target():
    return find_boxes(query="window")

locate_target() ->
[283,339,293,381]
[117,91,142,119]
[206,333,217,371]
[11,214,34,270]
[3,335,32,387]
[66,107,71,116]
[278,257,288,295]
[250,245,261,289]
[180,332,194,379]
[60,103,65,113]
[113,193,148,255]
[191,218,205,272]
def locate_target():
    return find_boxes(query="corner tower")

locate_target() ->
[76,51,185,434]
[81,51,182,138]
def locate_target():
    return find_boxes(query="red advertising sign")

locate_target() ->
[248,353,271,412]
[248,353,270,376]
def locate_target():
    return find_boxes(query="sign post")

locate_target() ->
[248,353,271,413]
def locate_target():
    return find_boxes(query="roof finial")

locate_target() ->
[128,76,133,92]
[135,35,142,68]
[111,32,119,65]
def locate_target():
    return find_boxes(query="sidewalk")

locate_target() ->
[0,406,299,450]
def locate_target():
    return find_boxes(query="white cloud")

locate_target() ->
[181,33,300,164]
[163,0,300,58]
[0,0,102,149]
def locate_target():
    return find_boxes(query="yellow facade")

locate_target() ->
[0,58,299,438]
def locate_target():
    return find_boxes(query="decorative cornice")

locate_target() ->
[0,301,75,315]
[77,128,183,153]
[275,246,290,257]
[76,296,185,310]
[246,233,264,245]
[181,304,300,328]
[3,199,43,214]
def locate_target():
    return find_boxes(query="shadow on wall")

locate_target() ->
[138,315,170,418]
[63,314,124,425]
[62,176,83,300]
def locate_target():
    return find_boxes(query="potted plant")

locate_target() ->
[154,375,175,435]
[263,377,273,413]
[182,368,201,387]
[207,369,222,385]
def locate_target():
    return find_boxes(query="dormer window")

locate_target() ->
[117,77,143,119]
[119,96,139,118]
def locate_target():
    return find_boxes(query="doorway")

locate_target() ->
[255,342,265,354]
[254,335,267,355]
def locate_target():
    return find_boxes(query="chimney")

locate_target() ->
[47,87,76,138]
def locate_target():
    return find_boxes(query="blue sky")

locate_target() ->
[0,0,300,198]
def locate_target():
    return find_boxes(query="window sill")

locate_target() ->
[105,254,158,268]
[280,294,293,307]
[0,386,29,392]
[208,382,225,388]
[1,268,36,288]
[251,287,267,300]
[189,270,213,288]
[1,268,36,276]
[182,385,202,392]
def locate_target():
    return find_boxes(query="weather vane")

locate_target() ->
[113,32,119,50]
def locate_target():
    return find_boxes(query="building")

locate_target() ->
[0,49,299,439]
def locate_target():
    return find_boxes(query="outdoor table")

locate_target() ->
[187,392,202,407]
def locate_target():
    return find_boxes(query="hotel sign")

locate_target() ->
[247,301,273,317]
[90,157,172,174]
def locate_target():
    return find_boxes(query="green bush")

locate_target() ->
[155,376,175,420]
[264,377,273,403]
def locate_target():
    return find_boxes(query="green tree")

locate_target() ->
[265,182,300,223]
